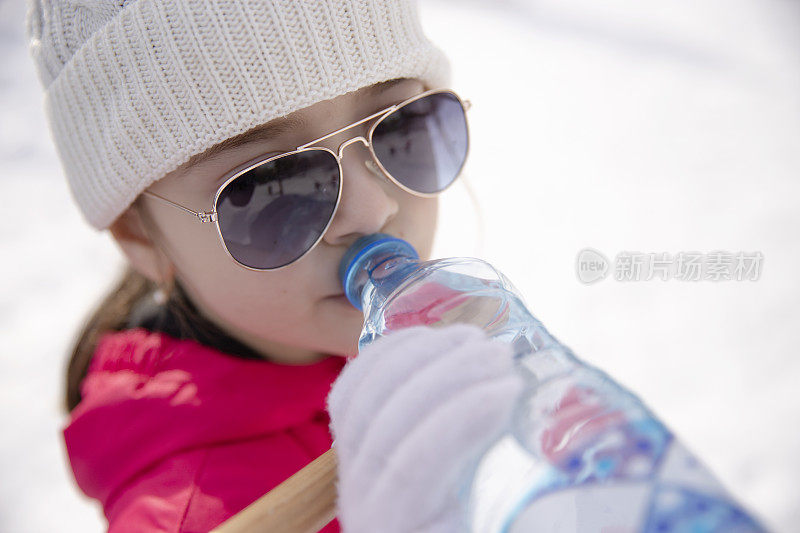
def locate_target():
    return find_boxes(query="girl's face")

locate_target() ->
[118,78,438,363]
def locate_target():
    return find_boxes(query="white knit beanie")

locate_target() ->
[25,0,451,230]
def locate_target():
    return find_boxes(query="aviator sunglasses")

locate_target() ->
[142,88,472,271]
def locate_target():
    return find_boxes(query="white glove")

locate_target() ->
[326,323,526,533]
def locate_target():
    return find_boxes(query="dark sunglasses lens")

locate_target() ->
[371,92,468,194]
[215,150,340,269]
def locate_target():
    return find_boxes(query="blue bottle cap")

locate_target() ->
[339,233,419,310]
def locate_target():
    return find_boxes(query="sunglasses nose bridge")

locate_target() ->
[336,135,369,160]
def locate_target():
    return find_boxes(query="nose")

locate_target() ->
[322,137,399,248]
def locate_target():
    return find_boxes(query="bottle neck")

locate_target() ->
[359,254,421,310]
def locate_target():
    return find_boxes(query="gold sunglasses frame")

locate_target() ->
[142,88,472,271]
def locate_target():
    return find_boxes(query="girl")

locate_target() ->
[27,1,524,531]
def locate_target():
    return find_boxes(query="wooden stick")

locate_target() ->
[211,448,338,533]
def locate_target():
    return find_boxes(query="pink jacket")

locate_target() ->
[62,327,346,532]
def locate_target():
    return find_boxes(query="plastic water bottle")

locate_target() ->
[339,233,769,533]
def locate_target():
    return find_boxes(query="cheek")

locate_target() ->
[189,262,310,323]
[162,220,316,338]
[395,196,438,260]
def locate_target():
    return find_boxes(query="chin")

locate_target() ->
[327,322,362,357]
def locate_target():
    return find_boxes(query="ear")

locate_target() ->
[108,201,175,285]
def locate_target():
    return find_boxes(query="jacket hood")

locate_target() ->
[62,328,346,508]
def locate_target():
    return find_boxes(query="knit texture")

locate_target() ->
[25,0,451,229]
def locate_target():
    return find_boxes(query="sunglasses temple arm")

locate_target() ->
[141,190,218,223]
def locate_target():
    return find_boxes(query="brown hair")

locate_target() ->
[65,266,153,412]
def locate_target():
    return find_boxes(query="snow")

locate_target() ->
[1,0,798,531]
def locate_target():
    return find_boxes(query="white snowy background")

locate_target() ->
[1,0,798,531]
